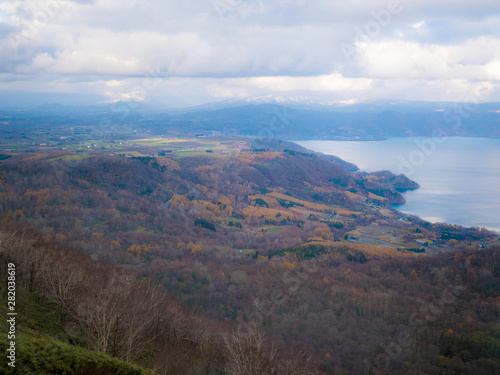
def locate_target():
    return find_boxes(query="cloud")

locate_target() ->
[352,36,500,81]
[105,80,125,87]
[0,0,499,106]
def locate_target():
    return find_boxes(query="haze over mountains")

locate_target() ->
[2,97,500,140]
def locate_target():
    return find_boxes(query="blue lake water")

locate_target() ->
[296,138,500,233]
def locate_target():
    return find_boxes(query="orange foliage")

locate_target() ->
[24,151,68,161]
[187,243,204,255]
[13,209,24,218]
[170,194,189,208]
[201,201,219,214]
[314,227,333,241]
[127,244,151,256]
[410,269,418,280]
[96,190,109,200]
[368,192,387,201]
[195,166,212,172]
[344,191,364,202]
[155,157,179,170]
[269,192,354,216]
[248,194,280,209]
[242,206,296,223]
[23,188,67,205]
[23,189,51,204]
[238,152,283,164]
[218,195,235,217]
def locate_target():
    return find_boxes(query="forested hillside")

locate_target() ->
[0,137,499,374]
[0,218,320,374]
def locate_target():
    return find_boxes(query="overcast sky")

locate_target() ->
[1,0,500,107]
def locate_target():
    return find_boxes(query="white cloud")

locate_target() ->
[412,21,425,29]
[0,0,500,106]
[105,80,125,87]
[486,60,500,80]
[248,74,373,92]
[352,36,500,82]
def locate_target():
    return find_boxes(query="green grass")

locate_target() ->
[0,143,25,149]
[241,249,256,255]
[47,155,92,162]
[0,331,156,375]
[253,226,285,233]
[0,286,156,375]
[0,287,65,339]
[266,226,285,233]
[176,151,210,156]
[126,226,154,233]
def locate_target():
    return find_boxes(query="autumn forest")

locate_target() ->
[0,129,499,374]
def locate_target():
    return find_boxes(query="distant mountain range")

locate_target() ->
[151,98,500,139]
[2,98,500,139]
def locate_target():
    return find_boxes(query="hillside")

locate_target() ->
[1,206,499,374]
[0,218,320,375]
[0,133,499,374]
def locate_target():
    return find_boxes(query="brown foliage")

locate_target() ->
[0,218,322,374]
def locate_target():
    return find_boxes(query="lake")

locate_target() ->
[296,138,500,233]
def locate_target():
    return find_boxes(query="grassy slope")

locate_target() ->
[0,286,155,375]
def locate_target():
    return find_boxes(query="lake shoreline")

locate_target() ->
[294,138,500,234]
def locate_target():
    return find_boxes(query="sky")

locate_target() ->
[1,0,500,108]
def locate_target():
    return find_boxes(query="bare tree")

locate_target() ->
[72,267,126,353]
[223,325,277,375]
[120,282,165,362]
[39,250,86,311]
[274,347,321,375]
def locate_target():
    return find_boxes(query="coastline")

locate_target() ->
[293,138,500,236]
